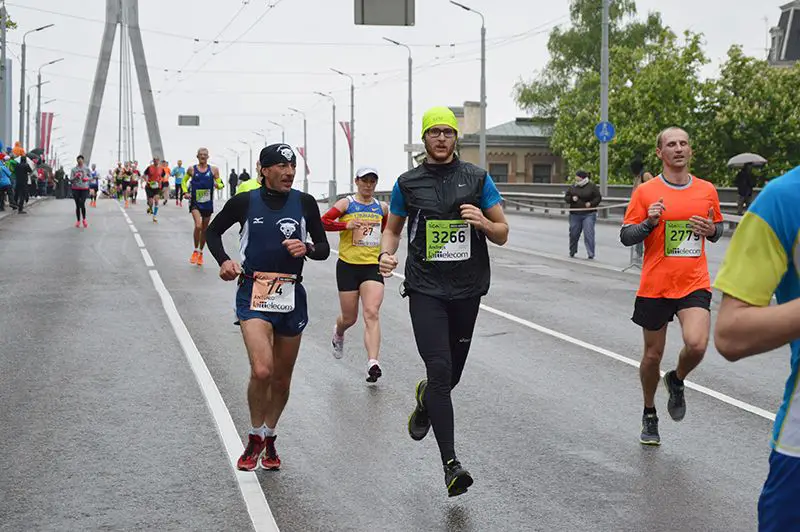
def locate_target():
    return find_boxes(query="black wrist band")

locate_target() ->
[378,251,388,261]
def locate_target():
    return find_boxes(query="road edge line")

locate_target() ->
[148,270,279,532]
[118,202,278,531]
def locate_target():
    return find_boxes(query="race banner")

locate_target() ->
[338,121,353,154]
[297,146,311,175]
[39,112,54,153]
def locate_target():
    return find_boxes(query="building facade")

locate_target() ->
[770,1,800,65]
[449,102,566,183]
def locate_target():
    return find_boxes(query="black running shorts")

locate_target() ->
[336,259,383,292]
[632,288,711,331]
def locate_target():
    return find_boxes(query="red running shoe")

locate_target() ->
[82,220,88,228]
[74,221,80,228]
[260,436,281,470]
[237,434,266,471]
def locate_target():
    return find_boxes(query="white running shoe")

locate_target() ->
[332,325,344,359]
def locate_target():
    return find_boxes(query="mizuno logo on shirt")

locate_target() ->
[253,217,264,224]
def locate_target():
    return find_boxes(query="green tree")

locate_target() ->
[514,0,664,118]
[703,46,800,184]
[550,30,710,182]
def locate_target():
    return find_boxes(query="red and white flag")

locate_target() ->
[339,121,353,154]
[39,112,54,153]
[297,146,310,175]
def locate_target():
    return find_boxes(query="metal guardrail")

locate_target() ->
[500,191,743,228]
[324,189,744,229]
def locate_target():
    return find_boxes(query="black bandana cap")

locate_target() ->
[260,143,297,167]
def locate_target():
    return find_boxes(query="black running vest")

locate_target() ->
[396,158,491,300]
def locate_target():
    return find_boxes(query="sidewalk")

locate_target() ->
[0,196,51,223]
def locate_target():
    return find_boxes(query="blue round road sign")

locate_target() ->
[594,121,616,143]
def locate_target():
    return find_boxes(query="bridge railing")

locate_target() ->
[323,184,745,228]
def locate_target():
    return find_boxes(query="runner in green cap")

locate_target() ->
[379,106,510,497]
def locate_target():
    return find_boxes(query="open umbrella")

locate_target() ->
[727,153,767,168]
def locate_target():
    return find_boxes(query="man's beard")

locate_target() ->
[425,141,455,163]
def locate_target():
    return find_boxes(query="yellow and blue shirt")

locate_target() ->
[714,167,800,456]
[337,196,385,265]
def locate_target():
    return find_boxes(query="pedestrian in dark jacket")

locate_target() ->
[564,170,602,259]
[735,163,755,215]
[228,169,238,196]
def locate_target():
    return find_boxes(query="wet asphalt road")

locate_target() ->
[0,198,786,532]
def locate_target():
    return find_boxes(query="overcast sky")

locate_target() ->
[7,0,774,196]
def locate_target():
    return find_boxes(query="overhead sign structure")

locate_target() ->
[355,0,415,26]
[178,115,200,127]
[594,121,615,143]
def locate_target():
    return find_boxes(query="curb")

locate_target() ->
[0,196,51,223]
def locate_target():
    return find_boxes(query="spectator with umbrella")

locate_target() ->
[728,153,766,215]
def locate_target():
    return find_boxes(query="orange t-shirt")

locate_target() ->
[623,175,723,299]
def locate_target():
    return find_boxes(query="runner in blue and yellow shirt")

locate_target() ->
[713,166,800,531]
[321,166,389,383]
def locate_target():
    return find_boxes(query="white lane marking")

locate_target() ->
[140,248,154,267]
[129,224,138,233]
[133,233,145,248]
[478,305,776,421]
[148,270,280,532]
[116,200,279,531]
[332,249,776,422]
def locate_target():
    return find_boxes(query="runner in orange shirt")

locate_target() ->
[620,126,724,446]
[160,159,171,206]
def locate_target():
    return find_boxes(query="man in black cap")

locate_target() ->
[206,143,330,472]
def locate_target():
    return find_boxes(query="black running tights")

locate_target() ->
[408,292,481,465]
[73,189,88,221]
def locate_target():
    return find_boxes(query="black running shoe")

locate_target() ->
[366,363,382,383]
[444,459,473,497]
[663,370,686,421]
[639,413,661,446]
[408,379,431,441]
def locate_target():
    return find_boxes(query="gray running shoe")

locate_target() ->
[640,413,661,446]
[663,370,686,421]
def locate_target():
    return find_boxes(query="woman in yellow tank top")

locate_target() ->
[322,167,389,383]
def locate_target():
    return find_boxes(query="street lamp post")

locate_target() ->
[315,91,336,206]
[226,148,240,174]
[19,24,55,144]
[36,58,63,149]
[450,2,486,169]
[383,37,413,171]
[25,81,48,148]
[252,130,268,147]
[331,68,355,192]
[288,107,308,194]
[238,140,252,175]
[267,120,285,144]
[599,0,610,215]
